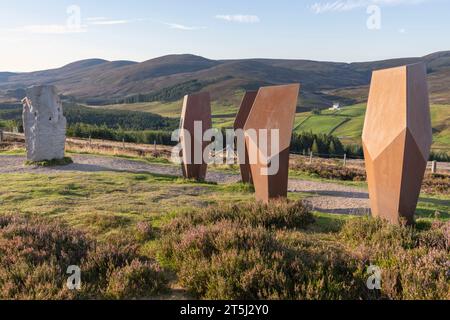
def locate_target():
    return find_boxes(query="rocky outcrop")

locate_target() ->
[22,85,67,162]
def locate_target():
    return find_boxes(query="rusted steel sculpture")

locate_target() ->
[234,91,258,184]
[179,92,212,181]
[243,84,300,203]
[362,63,432,225]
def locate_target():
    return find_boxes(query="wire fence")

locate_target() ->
[290,150,366,160]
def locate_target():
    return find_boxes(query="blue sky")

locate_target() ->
[0,0,449,71]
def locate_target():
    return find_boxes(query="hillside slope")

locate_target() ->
[1,52,450,108]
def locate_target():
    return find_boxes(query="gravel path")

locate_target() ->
[0,154,370,215]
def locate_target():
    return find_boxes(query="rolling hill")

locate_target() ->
[1,51,450,108]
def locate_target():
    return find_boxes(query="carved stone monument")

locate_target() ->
[234,91,257,184]
[362,63,432,225]
[243,84,300,203]
[22,85,67,162]
[179,92,212,181]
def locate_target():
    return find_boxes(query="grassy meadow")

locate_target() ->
[92,101,450,152]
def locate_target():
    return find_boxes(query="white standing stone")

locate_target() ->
[22,85,67,162]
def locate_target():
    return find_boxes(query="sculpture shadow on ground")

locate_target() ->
[300,190,369,199]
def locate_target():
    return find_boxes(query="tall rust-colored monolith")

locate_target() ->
[362,63,432,225]
[234,91,257,184]
[179,92,212,181]
[243,84,300,203]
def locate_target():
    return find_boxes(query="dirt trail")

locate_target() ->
[0,154,370,215]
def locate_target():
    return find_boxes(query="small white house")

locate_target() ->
[329,102,341,111]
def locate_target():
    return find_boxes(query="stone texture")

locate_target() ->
[243,84,300,203]
[22,85,67,162]
[362,63,432,225]
[179,92,212,181]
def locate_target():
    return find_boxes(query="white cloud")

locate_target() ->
[89,20,130,25]
[12,17,133,35]
[215,14,260,23]
[86,17,107,21]
[18,24,87,34]
[164,22,205,31]
[311,0,429,14]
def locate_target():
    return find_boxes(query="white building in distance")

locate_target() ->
[329,102,341,111]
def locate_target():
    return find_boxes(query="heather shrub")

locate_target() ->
[165,200,315,233]
[292,160,366,181]
[0,215,91,299]
[160,204,369,300]
[340,217,449,300]
[422,174,449,195]
[0,215,168,300]
[78,240,169,299]
[135,221,157,242]
[292,161,449,195]
[106,259,167,299]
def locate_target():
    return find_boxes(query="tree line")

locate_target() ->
[1,102,448,162]
[67,123,175,146]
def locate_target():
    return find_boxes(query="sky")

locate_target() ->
[0,0,449,72]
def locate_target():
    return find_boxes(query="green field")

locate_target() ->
[93,101,449,152]
[294,104,449,151]
[95,101,183,118]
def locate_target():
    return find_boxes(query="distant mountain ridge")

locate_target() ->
[1,51,450,108]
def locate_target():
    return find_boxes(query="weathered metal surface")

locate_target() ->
[243,84,300,203]
[179,92,212,181]
[362,63,432,225]
[234,91,257,184]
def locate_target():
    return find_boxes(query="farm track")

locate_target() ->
[0,154,371,215]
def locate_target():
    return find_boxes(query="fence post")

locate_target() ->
[309,151,313,165]
[0,129,3,142]
[89,135,92,146]
[431,161,437,174]
[154,140,157,153]
[122,138,126,149]
[343,153,347,167]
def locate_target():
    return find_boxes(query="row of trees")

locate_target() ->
[67,123,176,146]
[291,132,364,158]
[66,124,366,159]
[117,80,206,104]
[0,103,179,132]
[1,102,447,161]
[64,104,178,131]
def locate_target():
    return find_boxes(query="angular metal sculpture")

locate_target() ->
[179,92,212,181]
[243,84,300,203]
[22,85,67,162]
[234,91,257,184]
[362,63,432,225]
